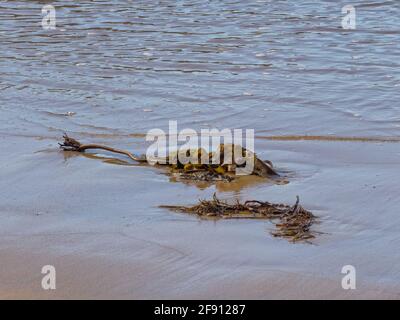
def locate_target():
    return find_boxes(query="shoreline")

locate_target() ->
[3,131,400,144]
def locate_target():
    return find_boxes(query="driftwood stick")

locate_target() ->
[59,134,147,163]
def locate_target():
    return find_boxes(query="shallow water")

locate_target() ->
[1,0,400,138]
[1,1,400,298]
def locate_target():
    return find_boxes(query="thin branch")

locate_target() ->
[59,134,147,163]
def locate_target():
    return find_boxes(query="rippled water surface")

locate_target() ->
[1,0,400,138]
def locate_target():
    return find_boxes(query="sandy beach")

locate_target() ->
[1,135,400,299]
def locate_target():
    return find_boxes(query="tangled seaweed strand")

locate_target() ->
[161,194,317,243]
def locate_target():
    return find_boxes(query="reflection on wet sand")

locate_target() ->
[63,149,144,167]
[169,173,288,192]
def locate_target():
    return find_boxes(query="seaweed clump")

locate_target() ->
[160,195,317,243]
[59,134,278,182]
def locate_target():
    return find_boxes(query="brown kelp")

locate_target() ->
[160,194,317,243]
[59,134,278,181]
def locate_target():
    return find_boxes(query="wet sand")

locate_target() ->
[1,135,400,299]
[1,249,399,300]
